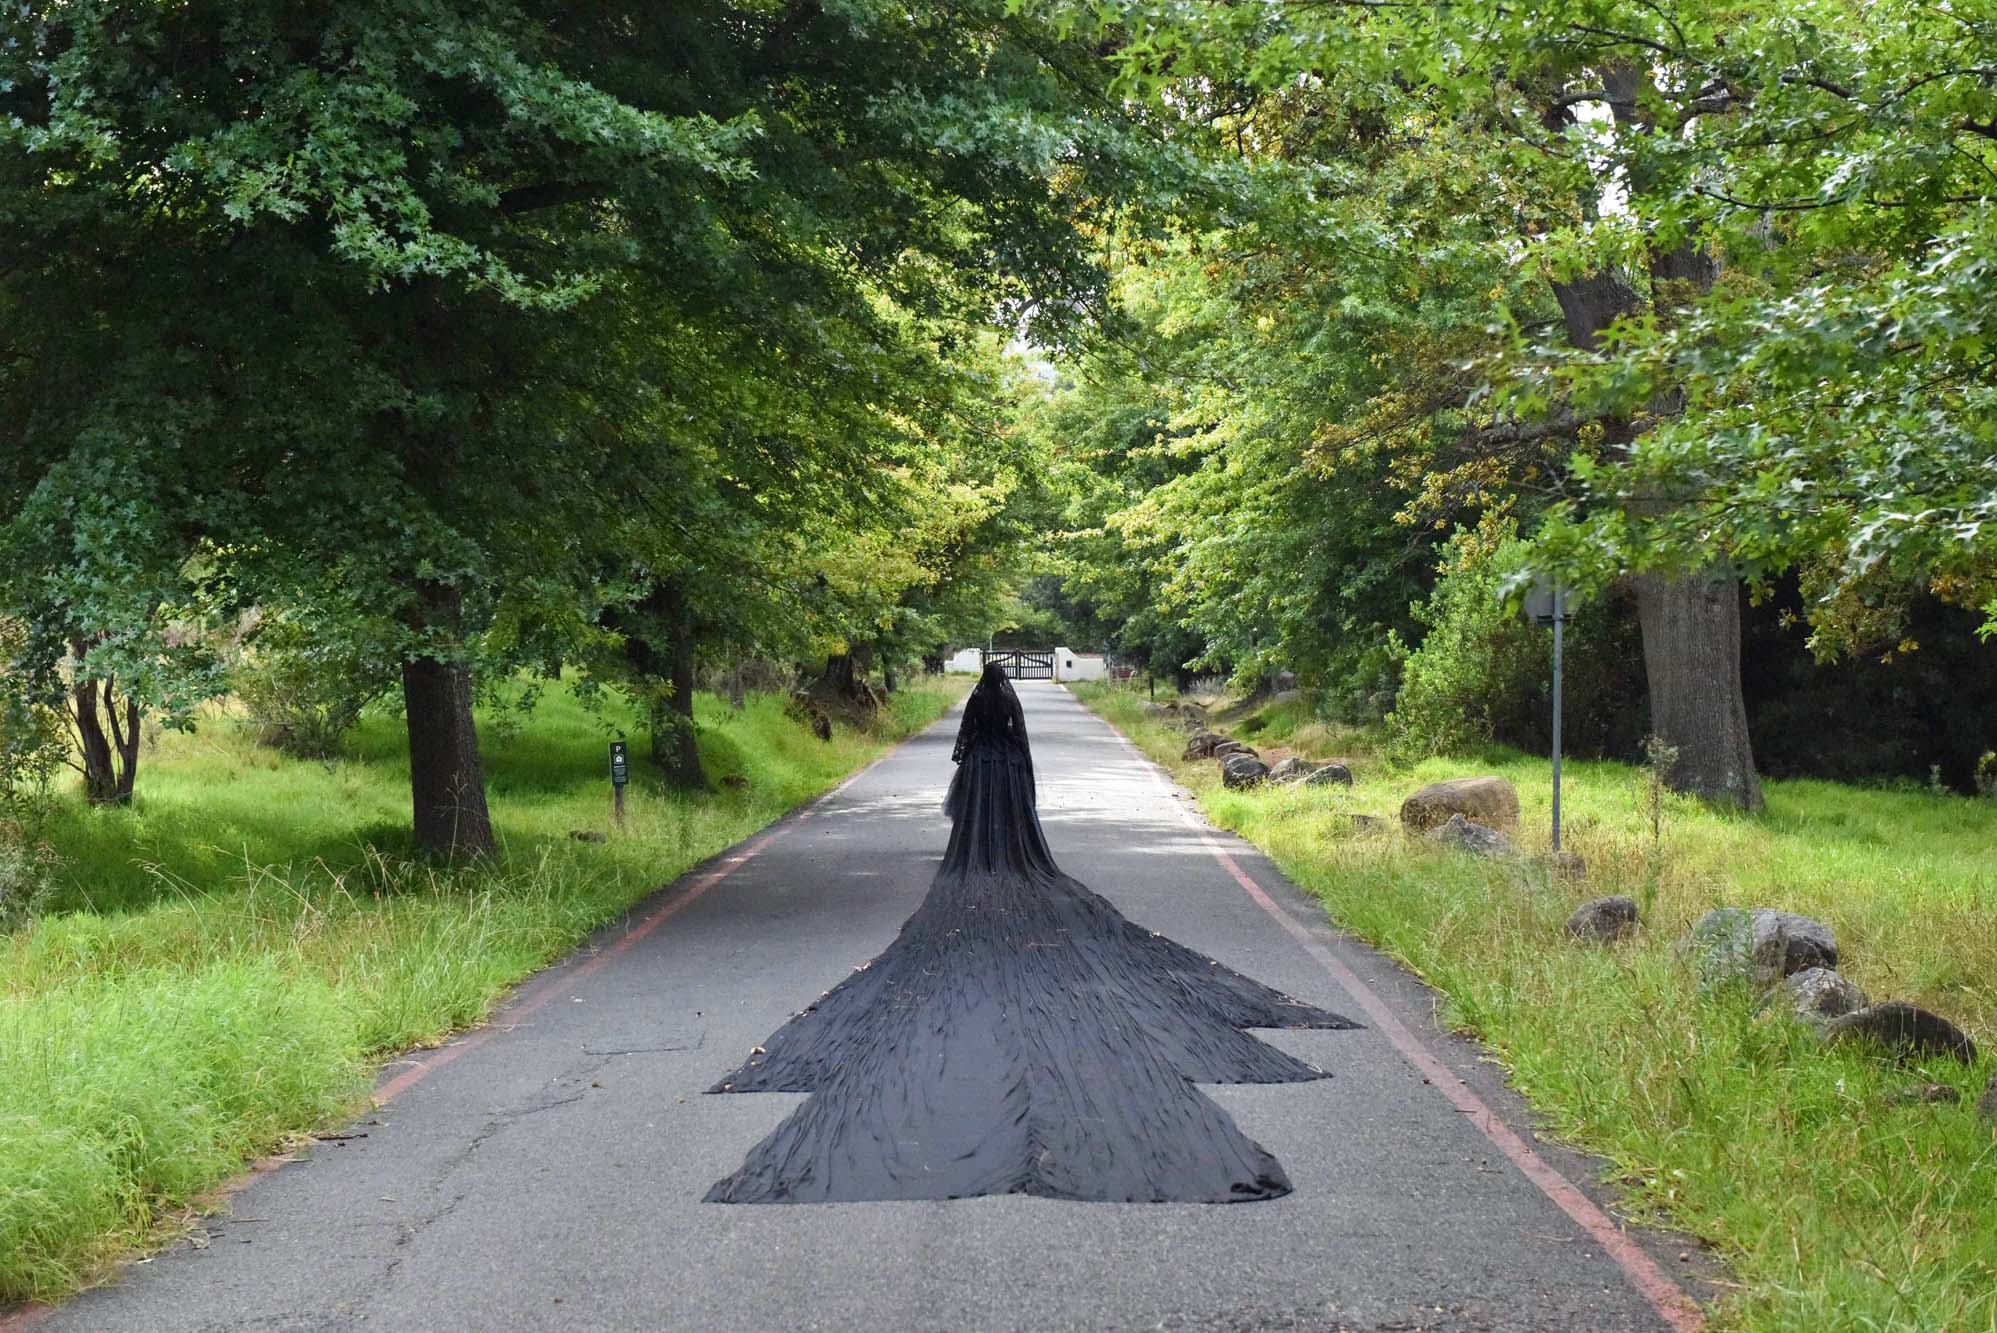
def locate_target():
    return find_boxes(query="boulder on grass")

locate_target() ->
[1885,1083,1961,1106]
[1423,813,1518,858]
[1212,740,1258,760]
[1303,762,1354,788]
[1679,907,1837,989]
[1824,1002,1978,1064]
[1266,756,1310,783]
[1564,895,1639,943]
[1348,814,1387,836]
[1182,731,1226,760]
[1769,967,1867,1022]
[1979,1073,1997,1120]
[1400,776,1519,832]
[1221,754,1270,790]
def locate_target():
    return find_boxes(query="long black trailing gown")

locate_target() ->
[705,671,1358,1204]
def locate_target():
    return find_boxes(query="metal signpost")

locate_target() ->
[609,740,629,828]
[1523,579,1570,852]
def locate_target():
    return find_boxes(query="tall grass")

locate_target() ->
[1077,683,1997,1333]
[0,680,963,1304]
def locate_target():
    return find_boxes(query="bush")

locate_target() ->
[230,615,393,759]
[1319,635,1402,724]
[0,621,68,803]
[1390,521,1645,761]
[0,621,68,928]
[0,832,61,932]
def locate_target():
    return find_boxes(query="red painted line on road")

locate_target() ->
[370,823,786,1103]
[1096,714,1705,1332]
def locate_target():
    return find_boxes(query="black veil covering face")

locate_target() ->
[706,664,1358,1204]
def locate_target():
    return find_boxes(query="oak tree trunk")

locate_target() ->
[1546,173,1763,809]
[1634,573,1765,811]
[400,581,495,860]
[814,652,859,696]
[69,655,139,806]
[661,583,702,786]
[623,582,703,787]
[802,650,885,722]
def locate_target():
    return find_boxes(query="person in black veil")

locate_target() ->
[941,661,1059,878]
[706,664,1358,1204]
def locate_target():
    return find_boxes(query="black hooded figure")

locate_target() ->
[705,664,1358,1204]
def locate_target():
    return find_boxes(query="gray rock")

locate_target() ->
[1181,731,1225,760]
[1221,754,1270,790]
[569,830,608,844]
[1979,1073,1997,1119]
[1885,1083,1961,1106]
[1211,740,1258,760]
[1564,895,1639,942]
[1680,907,1838,988]
[1271,688,1302,705]
[1400,776,1520,832]
[1302,762,1353,787]
[1422,813,1518,858]
[1774,967,1867,1021]
[1348,814,1387,835]
[1824,1002,1978,1064]
[1266,756,1310,783]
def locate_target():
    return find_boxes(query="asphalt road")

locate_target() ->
[35,683,1707,1332]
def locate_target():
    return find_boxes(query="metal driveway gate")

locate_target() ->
[982,648,1054,680]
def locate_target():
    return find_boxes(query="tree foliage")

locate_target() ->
[1,0,1166,849]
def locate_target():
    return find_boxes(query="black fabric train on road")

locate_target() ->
[706,664,1358,1204]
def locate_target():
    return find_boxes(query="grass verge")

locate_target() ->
[1074,681,1997,1333]
[0,679,964,1306]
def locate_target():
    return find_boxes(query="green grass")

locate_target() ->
[1075,682,1997,1333]
[0,678,964,1305]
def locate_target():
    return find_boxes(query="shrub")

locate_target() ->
[230,615,393,759]
[0,839,57,932]
[1319,635,1402,724]
[0,621,68,803]
[1390,521,1646,761]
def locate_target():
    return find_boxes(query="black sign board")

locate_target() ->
[609,740,629,787]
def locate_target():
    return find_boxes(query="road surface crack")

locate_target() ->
[375,1079,599,1290]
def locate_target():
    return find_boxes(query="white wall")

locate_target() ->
[944,647,984,674]
[1052,648,1106,682]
